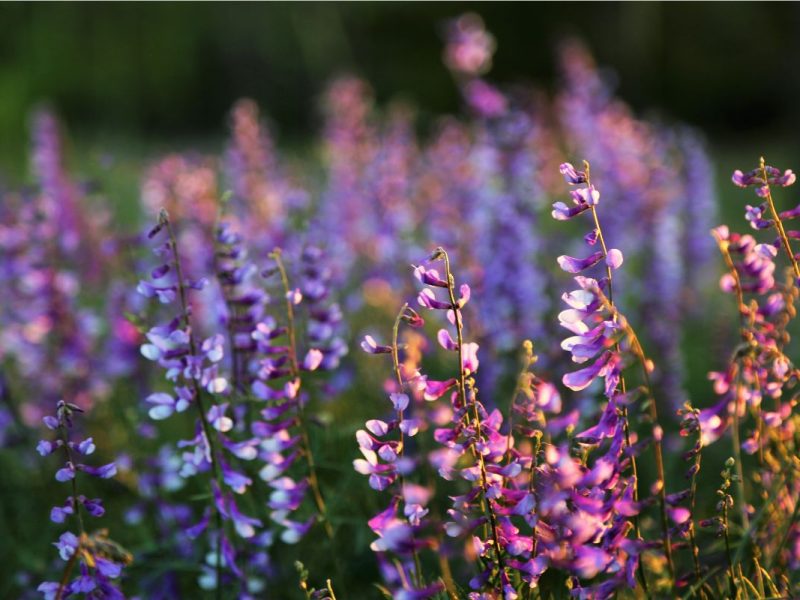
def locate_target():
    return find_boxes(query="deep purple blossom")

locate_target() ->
[38,400,127,596]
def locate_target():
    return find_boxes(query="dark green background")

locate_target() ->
[0,2,799,168]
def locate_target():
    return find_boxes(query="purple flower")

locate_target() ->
[54,531,79,560]
[443,13,495,76]
[78,462,117,479]
[560,162,588,185]
[557,251,604,274]
[361,335,393,354]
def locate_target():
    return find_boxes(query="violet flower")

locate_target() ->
[140,211,261,592]
[250,248,336,546]
[37,400,128,598]
[553,162,675,589]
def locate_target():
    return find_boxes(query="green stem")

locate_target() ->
[162,210,225,598]
[440,248,507,587]
[688,435,704,590]
[389,304,428,587]
[723,504,738,599]
[584,161,670,588]
[504,341,534,463]
[730,369,750,532]
[760,157,800,282]
[270,248,334,541]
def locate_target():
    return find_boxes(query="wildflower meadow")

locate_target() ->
[1,9,799,600]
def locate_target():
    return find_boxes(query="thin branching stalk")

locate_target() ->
[162,210,226,597]
[729,368,750,531]
[723,499,738,599]
[584,162,673,587]
[596,288,675,584]
[712,230,748,329]
[441,247,507,586]
[689,452,703,587]
[55,411,84,600]
[389,302,427,589]
[270,248,334,541]
[504,340,535,462]
[760,157,800,281]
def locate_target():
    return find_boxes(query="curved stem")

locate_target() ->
[505,341,535,463]
[440,249,507,587]
[730,367,750,532]
[389,303,431,589]
[601,294,675,580]
[162,211,225,597]
[760,157,800,282]
[584,163,672,586]
[687,427,704,592]
[271,249,333,541]
[723,503,738,599]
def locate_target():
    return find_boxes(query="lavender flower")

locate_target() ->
[732,158,800,284]
[139,210,261,592]
[37,400,128,598]
[553,162,676,591]
[224,99,308,257]
[250,248,335,545]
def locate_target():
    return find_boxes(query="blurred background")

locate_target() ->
[1,4,800,597]
[0,2,799,171]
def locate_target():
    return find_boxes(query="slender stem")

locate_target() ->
[505,341,534,463]
[55,547,80,600]
[619,400,649,595]
[730,368,750,532]
[528,433,541,558]
[712,231,748,332]
[714,231,766,508]
[441,249,507,586]
[58,427,85,535]
[760,157,800,281]
[522,439,541,600]
[55,410,84,600]
[590,212,615,306]
[583,163,672,586]
[391,306,458,598]
[687,428,704,590]
[325,579,337,600]
[162,211,225,597]
[723,503,738,599]
[442,250,468,415]
[389,303,433,590]
[271,249,299,376]
[213,234,253,433]
[391,304,407,432]
[270,249,334,541]
[596,289,675,581]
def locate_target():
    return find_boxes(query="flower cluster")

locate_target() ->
[224,98,308,257]
[213,220,269,395]
[139,211,262,590]
[250,249,333,546]
[358,246,645,598]
[0,109,113,436]
[10,11,800,600]
[37,400,127,598]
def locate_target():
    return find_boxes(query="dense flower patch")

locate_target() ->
[1,12,797,600]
